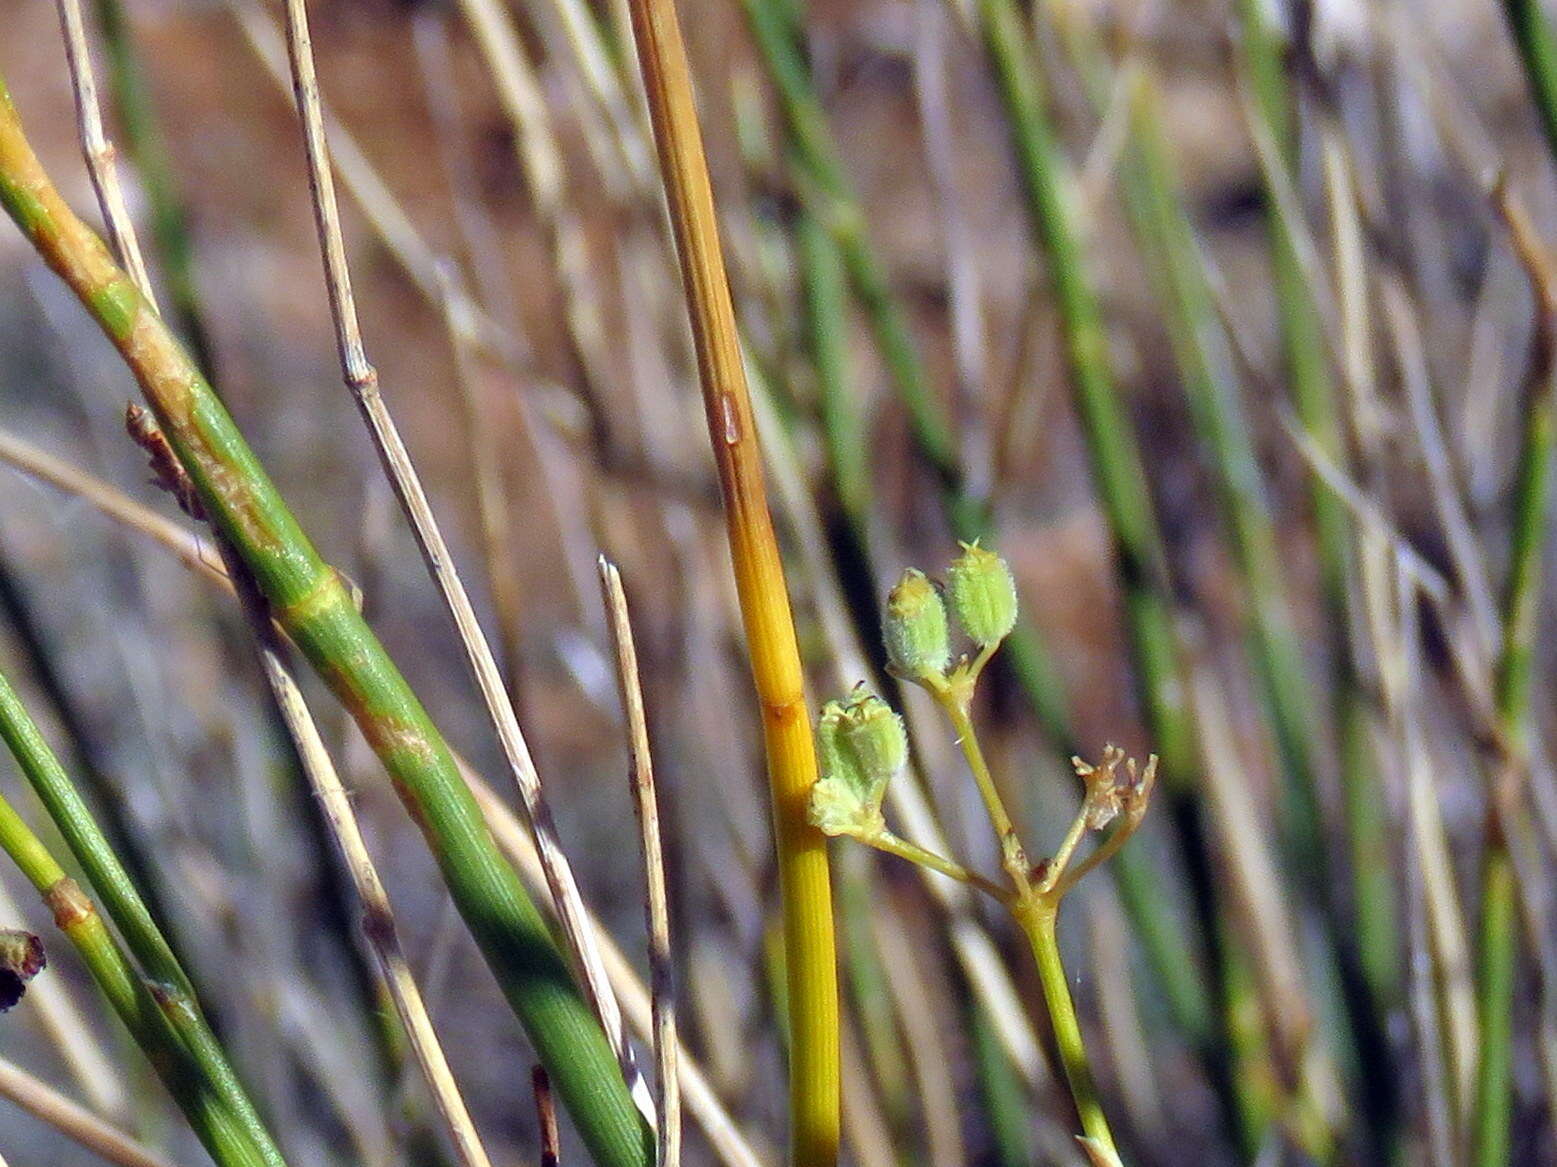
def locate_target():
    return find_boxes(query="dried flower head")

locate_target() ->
[947,541,1018,648]
[1072,745,1157,832]
[0,928,44,1012]
[883,568,950,681]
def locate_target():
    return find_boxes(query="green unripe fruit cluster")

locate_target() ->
[809,689,907,836]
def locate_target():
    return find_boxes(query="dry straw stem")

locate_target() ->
[0,1055,176,1167]
[53,0,154,305]
[0,68,649,1167]
[624,0,841,1160]
[275,0,653,1134]
[599,558,683,1167]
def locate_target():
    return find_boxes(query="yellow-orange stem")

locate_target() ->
[623,0,840,1161]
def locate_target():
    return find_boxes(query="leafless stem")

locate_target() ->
[598,558,681,1167]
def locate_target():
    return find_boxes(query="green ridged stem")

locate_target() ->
[0,71,652,1167]
[0,666,287,1165]
[743,0,1218,1077]
[0,763,269,1166]
[1229,2,1410,1152]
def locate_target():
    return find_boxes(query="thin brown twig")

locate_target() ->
[598,558,681,1167]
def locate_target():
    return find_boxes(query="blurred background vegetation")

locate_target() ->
[1,0,1556,1163]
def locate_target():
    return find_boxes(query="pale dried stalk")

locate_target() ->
[599,559,681,1167]
[53,0,154,303]
[1190,660,1344,1128]
[0,440,763,1167]
[274,0,648,1118]
[869,903,966,1167]
[0,1056,172,1167]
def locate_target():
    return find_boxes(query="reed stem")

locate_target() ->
[623,0,841,1160]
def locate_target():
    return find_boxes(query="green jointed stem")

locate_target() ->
[0,781,270,1166]
[0,73,651,1167]
[0,666,287,1166]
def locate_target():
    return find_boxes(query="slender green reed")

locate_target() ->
[0,721,270,1165]
[0,665,286,1166]
[1506,0,1557,164]
[971,0,1246,1087]
[1471,184,1557,1167]
[0,69,651,1167]
[744,0,1217,1066]
[1229,5,1408,1150]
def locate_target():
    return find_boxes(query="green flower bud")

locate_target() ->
[947,541,1018,647]
[883,568,950,680]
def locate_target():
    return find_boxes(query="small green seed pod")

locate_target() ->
[839,692,907,796]
[947,541,1018,647]
[883,568,950,680]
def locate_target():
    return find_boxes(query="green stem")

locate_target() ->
[938,694,1029,891]
[860,827,1010,904]
[0,786,269,1166]
[1505,0,1557,166]
[0,665,286,1166]
[738,0,1076,747]
[1472,195,1557,1166]
[1017,896,1117,1156]
[0,71,651,1167]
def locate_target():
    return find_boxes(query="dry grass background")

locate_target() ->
[1,0,1556,1163]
